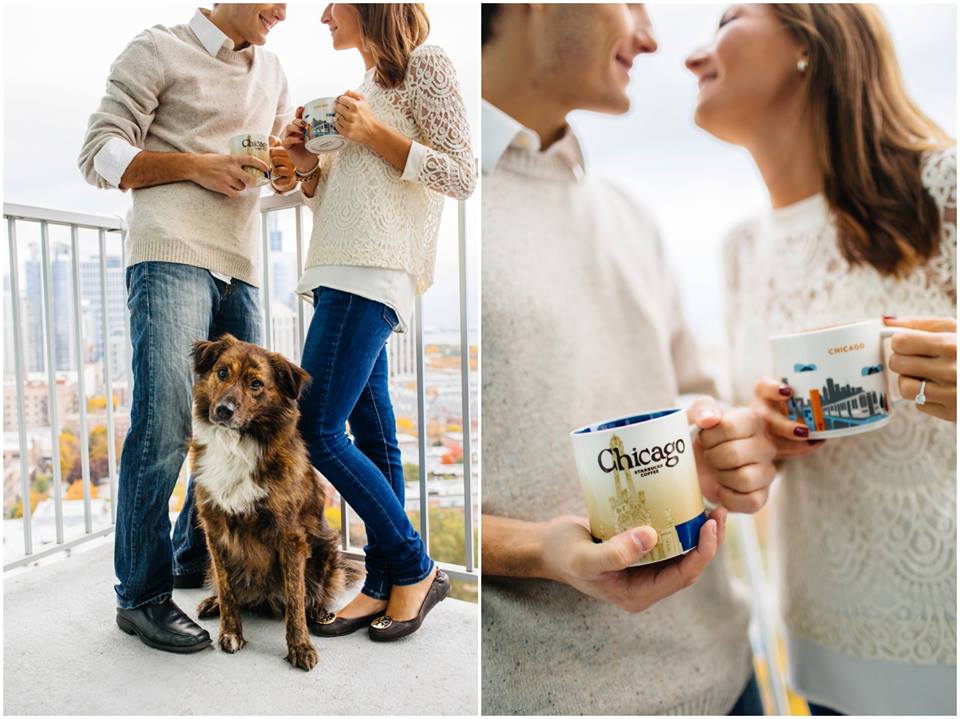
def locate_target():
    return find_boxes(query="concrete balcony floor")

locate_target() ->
[4,540,478,715]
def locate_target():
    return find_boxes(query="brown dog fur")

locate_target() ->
[189,333,358,671]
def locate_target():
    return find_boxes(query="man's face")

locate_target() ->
[540,4,657,114]
[228,4,287,46]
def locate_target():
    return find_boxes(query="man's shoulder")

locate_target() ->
[583,174,660,235]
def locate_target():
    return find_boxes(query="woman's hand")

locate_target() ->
[334,91,381,146]
[539,508,727,614]
[268,135,297,193]
[281,107,319,172]
[885,316,957,422]
[752,378,826,459]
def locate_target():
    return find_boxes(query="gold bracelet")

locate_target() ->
[295,162,321,183]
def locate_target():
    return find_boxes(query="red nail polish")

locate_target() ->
[794,426,810,438]
[778,386,793,397]
[883,314,897,320]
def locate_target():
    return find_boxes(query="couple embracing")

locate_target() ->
[79,3,475,655]
[481,3,955,716]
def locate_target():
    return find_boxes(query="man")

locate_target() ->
[79,4,293,653]
[481,4,799,714]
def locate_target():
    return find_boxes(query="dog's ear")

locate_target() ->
[191,335,235,375]
[270,353,311,400]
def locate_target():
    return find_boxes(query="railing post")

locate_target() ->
[39,221,64,544]
[415,294,429,548]
[99,230,118,524]
[7,217,33,555]
[70,225,93,534]
[457,201,474,573]
[294,204,305,364]
[120,231,134,406]
[261,211,272,350]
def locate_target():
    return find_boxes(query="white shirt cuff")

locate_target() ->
[400,141,428,183]
[93,137,142,189]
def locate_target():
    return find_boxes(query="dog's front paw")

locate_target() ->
[218,631,246,653]
[197,595,220,618]
[285,641,318,671]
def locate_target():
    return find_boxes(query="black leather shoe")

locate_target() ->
[116,598,212,653]
[368,570,450,642]
[173,571,206,589]
[309,610,382,638]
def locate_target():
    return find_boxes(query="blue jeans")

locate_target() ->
[298,287,433,600]
[729,673,765,716]
[114,261,261,609]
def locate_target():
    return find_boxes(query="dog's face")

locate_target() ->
[191,334,310,434]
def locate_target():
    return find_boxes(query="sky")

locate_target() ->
[570,3,957,392]
[1,1,480,333]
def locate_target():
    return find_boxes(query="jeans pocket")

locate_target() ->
[382,306,399,331]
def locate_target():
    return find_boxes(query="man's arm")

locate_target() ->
[481,515,550,578]
[117,151,268,199]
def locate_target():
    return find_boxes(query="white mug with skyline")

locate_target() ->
[770,318,907,439]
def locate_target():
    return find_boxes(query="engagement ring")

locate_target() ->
[915,380,927,406]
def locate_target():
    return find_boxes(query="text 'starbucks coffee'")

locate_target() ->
[570,408,707,566]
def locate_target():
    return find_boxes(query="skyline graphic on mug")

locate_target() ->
[782,374,888,432]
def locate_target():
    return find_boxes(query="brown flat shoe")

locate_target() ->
[368,570,450,642]
[309,610,382,638]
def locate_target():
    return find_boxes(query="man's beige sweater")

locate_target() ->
[481,132,754,715]
[78,14,289,286]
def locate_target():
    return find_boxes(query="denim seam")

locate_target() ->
[390,560,436,587]
[125,263,157,591]
[359,383,394,594]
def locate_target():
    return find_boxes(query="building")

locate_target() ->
[3,375,79,431]
[79,257,125,363]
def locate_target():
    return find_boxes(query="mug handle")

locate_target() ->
[880,327,909,408]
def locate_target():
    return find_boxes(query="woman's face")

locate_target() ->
[685,4,807,144]
[321,3,363,51]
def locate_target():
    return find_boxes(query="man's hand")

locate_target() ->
[688,396,779,514]
[188,153,267,198]
[539,508,726,613]
[268,136,297,193]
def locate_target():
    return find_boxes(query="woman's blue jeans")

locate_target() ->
[298,287,433,600]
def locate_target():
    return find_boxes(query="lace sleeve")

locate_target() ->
[921,147,957,304]
[402,45,477,200]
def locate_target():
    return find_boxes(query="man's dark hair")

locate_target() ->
[481,4,502,47]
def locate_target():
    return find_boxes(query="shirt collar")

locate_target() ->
[481,99,585,179]
[190,8,234,56]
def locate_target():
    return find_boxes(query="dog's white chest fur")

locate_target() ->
[192,420,267,515]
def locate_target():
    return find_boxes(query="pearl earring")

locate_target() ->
[797,58,809,73]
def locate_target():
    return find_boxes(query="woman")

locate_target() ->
[273,3,475,641]
[686,4,956,715]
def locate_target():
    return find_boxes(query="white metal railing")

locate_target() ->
[3,199,477,585]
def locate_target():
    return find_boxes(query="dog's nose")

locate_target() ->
[214,402,235,421]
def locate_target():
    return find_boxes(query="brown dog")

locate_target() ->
[189,333,357,671]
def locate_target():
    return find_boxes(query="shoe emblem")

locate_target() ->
[316,611,336,625]
[370,615,393,630]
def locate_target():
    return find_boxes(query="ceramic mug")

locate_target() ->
[569,408,707,566]
[228,133,271,187]
[770,318,906,439]
[302,97,347,153]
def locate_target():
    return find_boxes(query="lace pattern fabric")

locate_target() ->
[724,148,957,664]
[302,44,476,294]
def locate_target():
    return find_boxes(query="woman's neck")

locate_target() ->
[745,109,824,210]
[359,49,375,72]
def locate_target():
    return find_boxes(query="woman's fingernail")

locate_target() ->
[883,314,897,320]
[778,386,792,396]
[794,426,810,438]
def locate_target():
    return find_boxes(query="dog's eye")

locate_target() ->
[251,379,264,390]
[217,367,229,380]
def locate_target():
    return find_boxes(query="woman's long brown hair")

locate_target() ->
[771,4,953,276]
[352,4,430,89]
